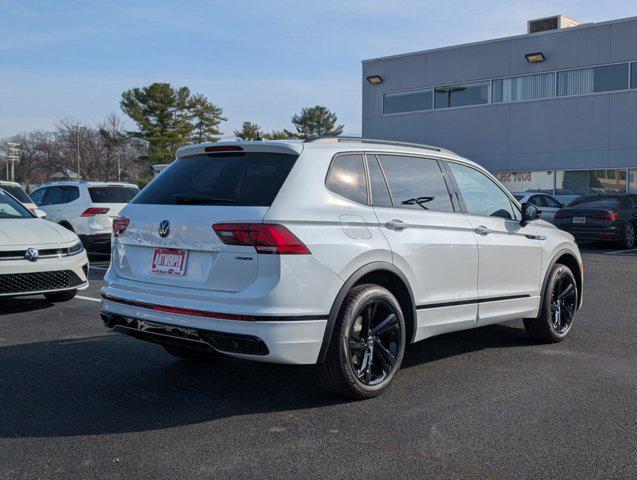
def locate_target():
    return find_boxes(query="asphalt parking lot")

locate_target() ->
[1,247,635,480]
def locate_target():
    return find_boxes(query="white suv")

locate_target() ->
[101,139,583,398]
[31,181,139,251]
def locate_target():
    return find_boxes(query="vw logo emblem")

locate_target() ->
[158,220,171,238]
[25,248,39,262]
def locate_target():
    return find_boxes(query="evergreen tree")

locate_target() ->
[289,105,344,140]
[234,121,263,140]
[189,94,226,143]
[120,83,225,163]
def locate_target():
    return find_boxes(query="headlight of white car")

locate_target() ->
[67,241,85,255]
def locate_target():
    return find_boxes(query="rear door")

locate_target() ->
[113,149,299,292]
[445,161,542,323]
[370,153,479,340]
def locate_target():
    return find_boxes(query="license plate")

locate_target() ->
[151,248,188,276]
[573,217,586,224]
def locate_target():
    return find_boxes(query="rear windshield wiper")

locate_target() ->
[173,194,237,204]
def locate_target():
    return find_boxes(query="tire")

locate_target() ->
[59,222,74,232]
[620,222,636,249]
[44,289,77,302]
[317,284,406,399]
[162,344,218,362]
[523,264,578,343]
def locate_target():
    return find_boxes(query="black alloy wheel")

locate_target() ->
[348,299,401,386]
[524,263,578,343]
[317,284,406,399]
[550,272,577,334]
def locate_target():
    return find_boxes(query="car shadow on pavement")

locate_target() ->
[0,297,55,316]
[0,323,532,439]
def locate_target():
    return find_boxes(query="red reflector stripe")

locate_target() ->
[101,294,257,321]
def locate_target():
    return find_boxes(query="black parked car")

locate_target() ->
[554,193,637,249]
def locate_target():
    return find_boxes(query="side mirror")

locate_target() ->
[34,209,47,219]
[560,203,565,208]
[521,202,541,226]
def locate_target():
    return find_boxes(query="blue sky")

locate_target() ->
[1,0,635,139]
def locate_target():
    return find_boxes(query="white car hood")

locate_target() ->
[0,218,79,248]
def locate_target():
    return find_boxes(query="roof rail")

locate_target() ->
[306,136,452,154]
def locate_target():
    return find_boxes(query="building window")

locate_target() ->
[383,89,432,114]
[434,82,489,109]
[632,63,637,89]
[555,169,627,196]
[557,63,629,96]
[492,72,555,103]
[629,170,637,194]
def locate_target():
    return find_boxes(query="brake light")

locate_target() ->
[554,211,568,219]
[212,223,310,255]
[81,207,110,217]
[112,217,130,237]
[593,212,618,221]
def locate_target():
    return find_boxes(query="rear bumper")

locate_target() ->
[100,295,327,364]
[558,226,622,243]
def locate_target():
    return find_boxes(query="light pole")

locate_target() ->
[75,125,85,180]
[6,142,20,182]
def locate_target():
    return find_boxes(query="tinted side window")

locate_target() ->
[366,154,392,207]
[377,155,453,212]
[42,187,68,205]
[529,195,547,207]
[448,162,517,219]
[544,196,562,208]
[326,154,368,204]
[30,188,47,206]
[67,187,80,202]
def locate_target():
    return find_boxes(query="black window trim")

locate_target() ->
[443,159,523,222]
[363,153,395,208]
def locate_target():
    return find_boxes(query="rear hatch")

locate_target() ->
[88,185,139,229]
[113,144,301,292]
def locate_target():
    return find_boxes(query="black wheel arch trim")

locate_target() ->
[317,261,417,363]
[540,248,583,313]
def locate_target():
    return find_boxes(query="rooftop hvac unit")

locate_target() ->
[528,15,580,34]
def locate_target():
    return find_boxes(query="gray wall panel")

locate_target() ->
[362,18,637,173]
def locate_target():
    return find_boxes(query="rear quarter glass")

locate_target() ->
[2,185,32,203]
[132,152,298,206]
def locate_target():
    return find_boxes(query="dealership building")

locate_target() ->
[362,15,637,202]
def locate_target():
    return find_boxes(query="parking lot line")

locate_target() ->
[76,295,101,303]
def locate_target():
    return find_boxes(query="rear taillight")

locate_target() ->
[81,207,110,217]
[593,212,618,221]
[554,211,568,219]
[112,217,130,237]
[212,224,310,255]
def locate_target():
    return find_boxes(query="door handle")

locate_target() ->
[385,219,408,231]
[474,225,491,235]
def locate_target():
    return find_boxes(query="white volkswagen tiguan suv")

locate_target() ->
[101,138,583,398]
[31,181,140,251]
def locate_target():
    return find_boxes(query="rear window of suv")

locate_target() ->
[133,153,298,206]
[89,186,139,203]
[1,185,32,203]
